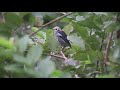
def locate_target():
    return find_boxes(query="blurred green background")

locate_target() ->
[0,12,120,78]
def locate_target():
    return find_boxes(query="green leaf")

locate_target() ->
[73,51,88,61]
[95,31,105,38]
[0,37,14,49]
[47,32,59,52]
[13,54,27,65]
[5,12,22,29]
[0,48,14,61]
[32,27,46,39]
[51,70,63,77]
[85,35,100,50]
[36,58,55,77]
[22,13,35,25]
[18,35,29,53]
[61,17,74,23]
[93,15,103,26]
[77,16,101,30]
[4,64,24,73]
[0,23,12,37]
[74,49,102,63]
[105,22,120,32]
[84,59,91,64]
[72,21,88,39]
[63,23,73,35]
[4,64,29,77]
[76,16,85,21]
[68,33,85,50]
[87,50,100,62]
[27,45,43,66]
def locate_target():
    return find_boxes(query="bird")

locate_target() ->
[53,26,71,51]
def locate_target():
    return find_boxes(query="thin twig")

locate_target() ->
[50,54,65,60]
[60,51,68,60]
[49,48,68,60]
[104,32,113,64]
[29,12,74,37]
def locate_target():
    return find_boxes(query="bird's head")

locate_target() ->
[53,26,61,31]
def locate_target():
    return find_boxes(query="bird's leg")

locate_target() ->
[61,47,65,52]
[60,47,68,60]
[60,51,67,60]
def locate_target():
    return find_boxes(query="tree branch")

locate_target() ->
[50,54,65,60]
[50,51,68,60]
[29,12,74,37]
[60,51,68,60]
[104,14,119,65]
[104,32,113,64]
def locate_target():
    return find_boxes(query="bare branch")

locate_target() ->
[29,12,74,37]
[50,54,65,60]
[60,51,68,60]
[104,32,113,64]
[50,51,68,60]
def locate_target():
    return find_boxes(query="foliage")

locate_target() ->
[0,12,120,78]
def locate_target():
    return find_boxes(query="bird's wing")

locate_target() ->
[59,36,71,48]
[56,30,71,47]
[60,36,71,47]
[57,30,67,38]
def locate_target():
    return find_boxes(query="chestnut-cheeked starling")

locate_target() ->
[53,26,71,50]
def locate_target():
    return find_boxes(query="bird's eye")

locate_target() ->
[56,29,57,30]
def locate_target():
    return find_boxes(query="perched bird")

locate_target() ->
[53,26,71,51]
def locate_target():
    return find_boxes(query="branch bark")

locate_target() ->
[104,32,113,64]
[60,51,68,60]
[50,51,68,60]
[29,12,74,37]
[50,54,65,60]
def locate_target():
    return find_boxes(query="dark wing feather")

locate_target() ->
[59,36,71,48]
[57,30,67,38]
[57,30,71,48]
[58,31,71,47]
